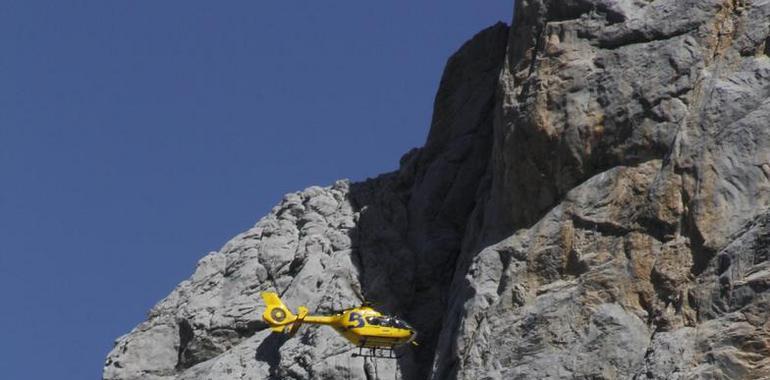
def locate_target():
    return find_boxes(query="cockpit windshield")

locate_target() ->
[390,318,411,329]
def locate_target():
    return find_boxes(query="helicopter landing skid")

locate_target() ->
[351,346,401,359]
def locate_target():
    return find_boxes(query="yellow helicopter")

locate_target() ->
[261,292,417,358]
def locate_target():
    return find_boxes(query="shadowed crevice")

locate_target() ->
[176,319,195,371]
[255,333,290,379]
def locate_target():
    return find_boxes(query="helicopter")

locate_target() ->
[260,291,417,359]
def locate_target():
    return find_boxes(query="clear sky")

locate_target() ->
[0,1,512,378]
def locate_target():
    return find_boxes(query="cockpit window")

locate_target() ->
[365,316,390,327]
[364,315,413,329]
[365,316,380,326]
[393,318,414,329]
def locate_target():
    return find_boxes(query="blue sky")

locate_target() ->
[0,1,512,378]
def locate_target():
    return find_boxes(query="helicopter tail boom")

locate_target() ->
[261,292,342,337]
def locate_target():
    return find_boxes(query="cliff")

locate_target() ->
[105,1,770,379]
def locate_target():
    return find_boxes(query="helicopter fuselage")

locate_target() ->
[334,307,415,348]
[261,292,416,350]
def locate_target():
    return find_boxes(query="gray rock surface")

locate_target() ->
[105,1,770,379]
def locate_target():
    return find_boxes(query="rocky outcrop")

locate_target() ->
[433,0,770,378]
[104,23,509,380]
[105,1,770,379]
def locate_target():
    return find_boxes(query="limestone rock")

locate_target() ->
[435,0,770,378]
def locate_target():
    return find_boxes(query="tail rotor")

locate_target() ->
[261,292,296,332]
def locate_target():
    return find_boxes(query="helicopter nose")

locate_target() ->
[409,330,418,342]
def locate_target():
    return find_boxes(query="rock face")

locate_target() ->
[105,1,770,379]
